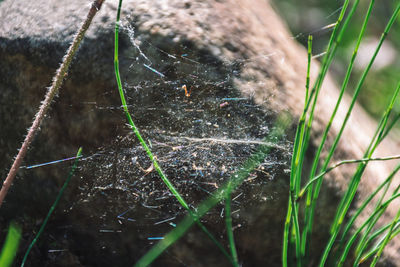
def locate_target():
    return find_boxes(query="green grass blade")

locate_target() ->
[21,147,83,267]
[283,1,360,260]
[332,79,400,244]
[135,115,290,267]
[300,34,314,262]
[302,2,373,257]
[282,200,292,267]
[114,0,236,263]
[298,155,400,199]
[352,211,385,266]
[318,6,400,265]
[225,180,239,267]
[292,201,302,267]
[0,223,21,267]
[337,164,400,249]
[292,1,363,263]
[307,0,370,223]
[340,188,400,265]
[352,164,400,264]
[301,0,360,151]
[319,163,400,265]
[337,213,380,266]
[305,35,312,103]
[337,192,400,266]
[358,221,400,264]
[369,209,400,266]
[302,0,354,116]
[353,172,400,261]
[282,68,305,267]
[329,5,400,235]
[381,113,400,141]
[372,82,400,149]
[381,110,400,140]
[284,33,315,267]
[364,222,400,257]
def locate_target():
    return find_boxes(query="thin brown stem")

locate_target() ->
[0,0,105,207]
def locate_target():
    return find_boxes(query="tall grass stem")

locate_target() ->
[225,180,239,267]
[114,0,234,263]
[135,116,289,266]
[301,1,373,257]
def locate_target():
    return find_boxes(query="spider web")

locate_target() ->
[56,20,292,265]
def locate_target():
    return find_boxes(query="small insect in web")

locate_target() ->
[182,84,192,97]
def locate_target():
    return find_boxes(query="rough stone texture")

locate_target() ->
[0,0,399,266]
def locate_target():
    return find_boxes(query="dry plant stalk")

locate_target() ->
[0,0,106,207]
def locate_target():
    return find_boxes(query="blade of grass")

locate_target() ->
[0,223,21,267]
[329,6,400,235]
[381,112,400,141]
[300,0,362,157]
[113,0,233,263]
[317,6,400,265]
[285,102,308,266]
[336,173,400,266]
[331,79,400,264]
[284,89,305,266]
[134,114,290,267]
[284,0,352,255]
[302,0,373,259]
[301,0,354,116]
[225,180,239,267]
[288,198,302,267]
[352,176,400,265]
[285,33,318,258]
[336,191,400,266]
[358,221,400,264]
[294,35,314,196]
[305,35,312,104]
[284,34,314,267]
[298,155,400,198]
[338,164,400,246]
[369,208,400,266]
[282,199,292,267]
[353,185,400,258]
[299,36,314,264]
[21,147,83,267]
[285,1,360,264]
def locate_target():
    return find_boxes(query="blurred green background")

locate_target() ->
[271,0,400,119]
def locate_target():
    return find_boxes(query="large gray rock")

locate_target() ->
[0,0,399,266]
